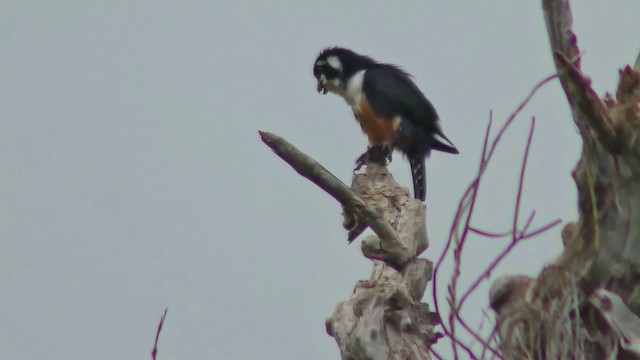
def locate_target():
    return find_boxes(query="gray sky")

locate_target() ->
[1,1,638,359]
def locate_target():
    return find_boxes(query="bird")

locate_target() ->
[313,47,459,201]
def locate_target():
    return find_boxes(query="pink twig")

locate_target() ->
[513,117,536,237]
[429,347,446,360]
[457,220,562,313]
[480,326,501,360]
[485,75,558,161]
[431,74,559,359]
[522,218,563,240]
[454,120,561,350]
[151,308,169,360]
[459,117,538,311]
[468,227,513,238]
[432,113,493,359]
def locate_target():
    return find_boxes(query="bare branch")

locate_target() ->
[487,2,640,358]
[555,52,622,152]
[428,71,565,358]
[431,75,557,358]
[458,218,561,316]
[468,227,512,239]
[542,0,580,67]
[259,131,412,267]
[543,0,630,154]
[259,131,356,203]
[486,75,557,161]
[521,218,562,240]
[261,131,437,359]
[512,117,536,236]
[151,308,168,360]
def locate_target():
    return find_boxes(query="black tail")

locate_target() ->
[409,155,426,201]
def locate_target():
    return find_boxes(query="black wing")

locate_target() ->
[363,66,439,132]
[363,66,458,154]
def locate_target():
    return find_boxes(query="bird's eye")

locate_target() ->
[314,62,340,79]
[323,65,339,78]
[325,65,340,78]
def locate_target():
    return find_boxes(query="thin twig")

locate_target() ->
[542,0,581,69]
[512,117,536,237]
[430,348,446,360]
[432,74,558,359]
[432,114,493,359]
[485,75,557,162]
[521,218,563,240]
[468,227,513,239]
[481,326,501,360]
[151,308,168,360]
[457,218,561,315]
[447,123,493,358]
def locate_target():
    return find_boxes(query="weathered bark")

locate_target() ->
[259,132,406,267]
[260,132,438,359]
[327,165,438,360]
[490,1,640,358]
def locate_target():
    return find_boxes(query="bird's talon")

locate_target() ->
[354,151,369,172]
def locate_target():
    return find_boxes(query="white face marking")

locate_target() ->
[315,60,326,67]
[326,56,342,72]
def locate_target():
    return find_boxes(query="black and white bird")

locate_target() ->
[313,47,458,201]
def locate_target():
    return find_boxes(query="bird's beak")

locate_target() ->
[317,77,328,95]
[317,81,328,95]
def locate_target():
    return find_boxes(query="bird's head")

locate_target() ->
[313,47,376,96]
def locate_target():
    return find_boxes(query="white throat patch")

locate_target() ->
[342,69,366,110]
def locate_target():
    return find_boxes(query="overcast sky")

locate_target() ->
[2,1,639,359]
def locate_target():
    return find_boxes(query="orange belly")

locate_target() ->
[354,96,400,145]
